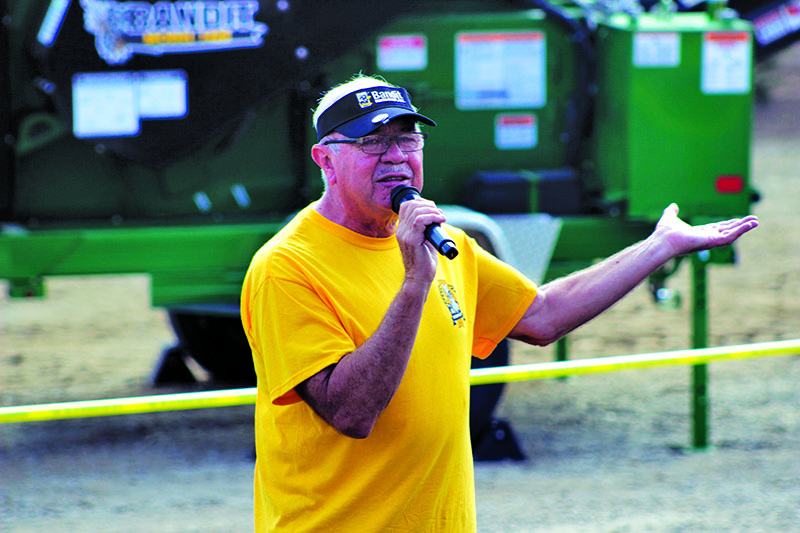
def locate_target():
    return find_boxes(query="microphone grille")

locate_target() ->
[390,185,420,214]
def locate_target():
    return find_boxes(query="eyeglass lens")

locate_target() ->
[361,134,425,154]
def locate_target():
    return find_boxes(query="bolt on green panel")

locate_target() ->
[592,12,755,221]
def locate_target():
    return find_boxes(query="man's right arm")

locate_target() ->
[295,277,428,438]
[295,197,445,438]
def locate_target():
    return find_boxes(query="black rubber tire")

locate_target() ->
[168,311,256,386]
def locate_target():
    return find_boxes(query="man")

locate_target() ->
[240,75,758,531]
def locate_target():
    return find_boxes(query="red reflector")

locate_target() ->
[715,175,743,194]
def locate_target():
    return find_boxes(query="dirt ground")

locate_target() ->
[2,44,799,532]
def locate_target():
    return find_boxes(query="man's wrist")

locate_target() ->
[400,276,433,299]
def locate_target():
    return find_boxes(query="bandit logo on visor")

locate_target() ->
[356,92,373,108]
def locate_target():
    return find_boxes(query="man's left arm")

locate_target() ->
[508,204,759,346]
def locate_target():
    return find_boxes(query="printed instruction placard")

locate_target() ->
[633,32,681,67]
[456,31,546,109]
[377,35,428,71]
[73,70,188,138]
[701,32,752,94]
[495,113,538,150]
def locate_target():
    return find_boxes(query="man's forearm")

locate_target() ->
[511,233,673,346]
[551,234,671,330]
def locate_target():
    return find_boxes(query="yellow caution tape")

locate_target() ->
[1,339,797,424]
[469,338,800,385]
[0,388,257,424]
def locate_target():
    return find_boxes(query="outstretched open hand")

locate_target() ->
[655,203,759,257]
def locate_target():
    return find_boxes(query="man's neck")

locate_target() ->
[315,195,397,238]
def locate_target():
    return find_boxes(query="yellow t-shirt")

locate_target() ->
[241,204,537,532]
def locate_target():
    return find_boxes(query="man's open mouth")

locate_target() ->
[377,175,409,183]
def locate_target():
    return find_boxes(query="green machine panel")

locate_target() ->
[593,12,755,220]
[325,8,581,206]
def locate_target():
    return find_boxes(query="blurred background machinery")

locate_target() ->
[2,0,782,456]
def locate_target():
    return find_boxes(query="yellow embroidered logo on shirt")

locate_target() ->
[437,280,465,327]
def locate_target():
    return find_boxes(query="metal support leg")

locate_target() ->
[556,336,569,381]
[691,252,710,449]
[556,336,568,363]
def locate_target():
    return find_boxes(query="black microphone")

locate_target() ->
[390,185,458,260]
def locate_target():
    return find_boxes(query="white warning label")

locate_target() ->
[701,32,752,94]
[377,35,427,71]
[495,114,537,150]
[633,32,681,67]
[455,31,546,110]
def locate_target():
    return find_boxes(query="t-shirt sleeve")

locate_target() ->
[470,242,538,359]
[245,273,356,406]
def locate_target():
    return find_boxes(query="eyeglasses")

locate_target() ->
[323,132,427,155]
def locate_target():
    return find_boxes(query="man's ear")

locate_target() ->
[311,144,337,185]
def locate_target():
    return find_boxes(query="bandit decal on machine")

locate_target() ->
[80,0,269,65]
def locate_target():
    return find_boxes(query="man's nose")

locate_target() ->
[380,138,408,162]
